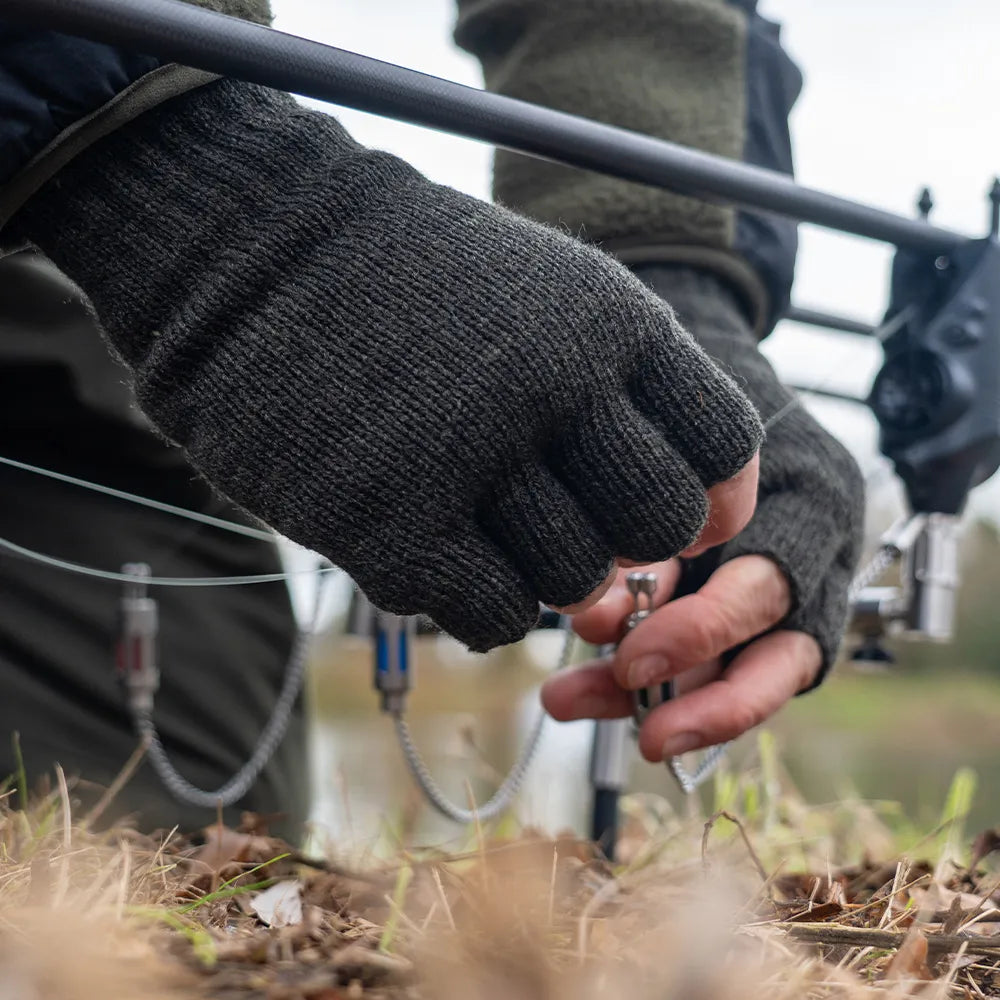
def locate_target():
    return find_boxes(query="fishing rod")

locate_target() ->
[2,0,969,270]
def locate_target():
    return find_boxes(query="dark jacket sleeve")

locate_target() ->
[0,1,272,187]
[0,27,159,184]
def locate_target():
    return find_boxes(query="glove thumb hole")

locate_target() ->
[717,491,844,618]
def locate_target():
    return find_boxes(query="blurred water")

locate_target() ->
[305,629,1000,855]
[305,629,602,852]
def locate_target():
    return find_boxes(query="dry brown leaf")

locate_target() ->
[912,882,986,916]
[971,828,1000,870]
[883,928,935,985]
[193,823,281,872]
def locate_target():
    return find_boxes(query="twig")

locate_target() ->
[81,735,150,831]
[576,878,621,962]
[879,859,910,929]
[431,866,456,931]
[378,864,413,954]
[702,810,768,883]
[52,764,72,909]
[419,900,439,933]
[547,846,558,927]
[931,941,969,1000]
[965,969,989,998]
[287,850,392,886]
[775,921,1000,957]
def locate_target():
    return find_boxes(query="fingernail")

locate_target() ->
[626,654,669,689]
[661,732,702,759]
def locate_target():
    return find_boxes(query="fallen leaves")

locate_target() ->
[882,928,935,983]
[4,784,1000,1000]
[252,879,305,928]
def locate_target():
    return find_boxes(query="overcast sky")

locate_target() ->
[269,0,1000,519]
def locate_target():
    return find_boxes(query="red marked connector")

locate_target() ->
[116,562,160,715]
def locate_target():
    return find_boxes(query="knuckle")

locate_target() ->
[757,571,792,625]
[684,609,720,659]
[727,692,766,739]
[699,597,742,652]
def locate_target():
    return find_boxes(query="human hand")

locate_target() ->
[625,265,865,683]
[10,81,764,653]
[541,266,865,752]
[556,455,760,614]
[541,555,821,761]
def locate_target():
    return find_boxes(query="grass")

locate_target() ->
[1,735,999,1000]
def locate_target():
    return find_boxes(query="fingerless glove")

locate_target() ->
[9,80,762,650]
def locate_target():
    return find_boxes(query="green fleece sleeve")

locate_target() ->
[184,0,272,23]
[454,0,767,320]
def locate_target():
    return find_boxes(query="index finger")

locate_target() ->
[614,554,791,691]
[635,629,822,761]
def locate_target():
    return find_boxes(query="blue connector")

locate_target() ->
[373,608,415,715]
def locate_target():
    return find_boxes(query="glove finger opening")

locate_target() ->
[547,395,708,563]
[628,336,763,489]
[478,462,614,610]
[415,532,541,654]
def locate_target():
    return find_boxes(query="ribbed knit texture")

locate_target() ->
[9,80,762,651]
[631,265,865,683]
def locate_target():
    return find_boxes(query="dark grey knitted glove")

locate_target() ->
[8,80,763,651]
[631,265,865,684]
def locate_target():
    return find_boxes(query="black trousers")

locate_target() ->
[0,361,308,838]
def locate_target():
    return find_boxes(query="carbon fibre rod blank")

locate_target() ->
[2,0,970,255]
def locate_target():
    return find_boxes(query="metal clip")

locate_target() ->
[849,512,961,661]
[626,572,673,726]
[373,606,415,715]
[117,562,160,715]
[623,570,729,793]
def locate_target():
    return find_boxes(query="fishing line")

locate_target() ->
[0,535,336,587]
[0,311,876,592]
[0,340,889,816]
[762,306,913,433]
[0,454,277,543]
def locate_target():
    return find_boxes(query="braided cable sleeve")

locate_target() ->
[848,544,898,602]
[131,567,329,809]
[398,540,897,819]
[392,621,578,825]
[667,542,899,794]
